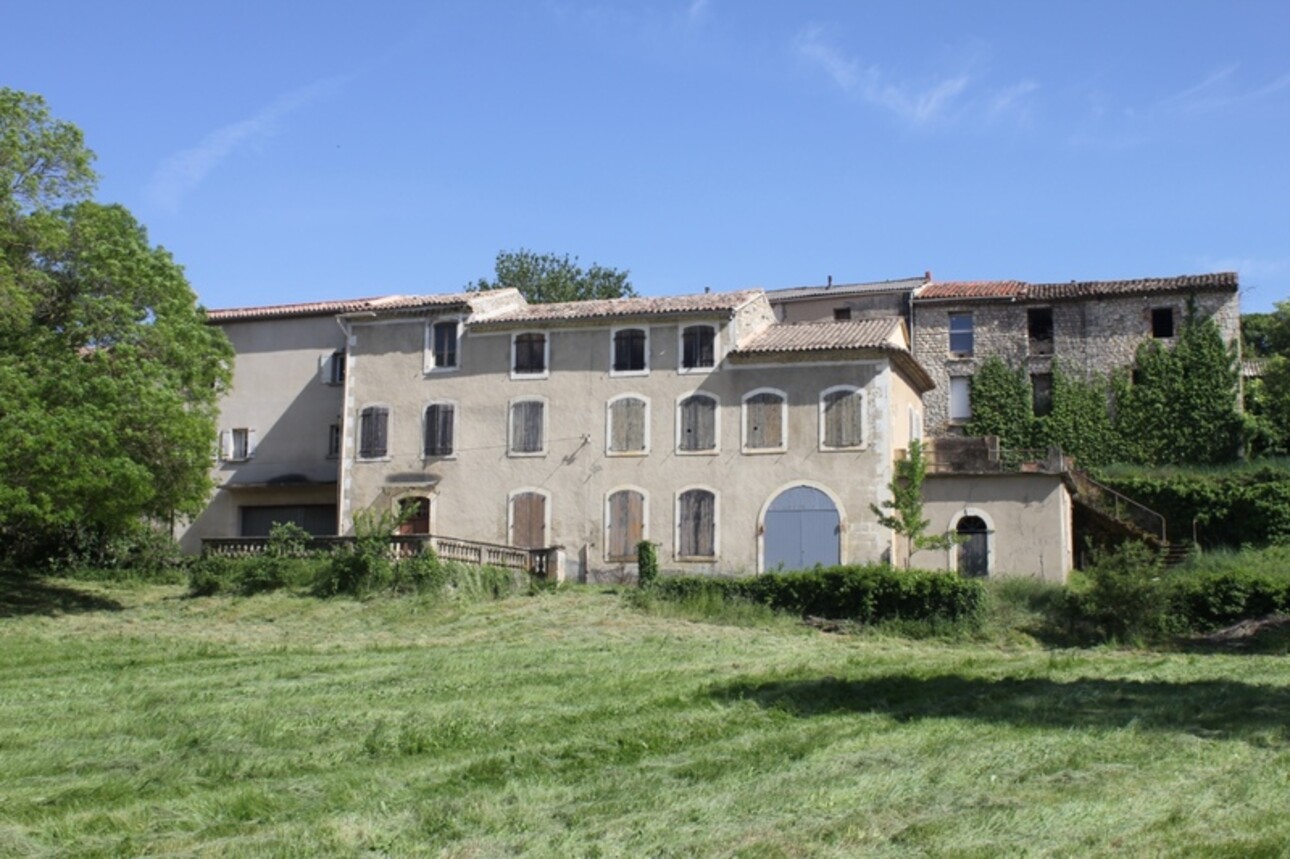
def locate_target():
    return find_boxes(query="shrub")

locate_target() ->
[1169,570,1290,631]
[636,540,658,588]
[1067,542,1171,642]
[651,565,985,625]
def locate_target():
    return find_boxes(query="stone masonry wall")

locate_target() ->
[912,288,1240,434]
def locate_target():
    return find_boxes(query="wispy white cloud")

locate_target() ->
[791,25,1031,128]
[685,0,711,23]
[1157,65,1290,115]
[146,76,346,213]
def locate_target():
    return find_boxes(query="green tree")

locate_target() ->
[871,439,956,569]
[1114,309,1241,465]
[469,248,636,303]
[0,89,232,566]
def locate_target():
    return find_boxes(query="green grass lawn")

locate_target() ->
[2,578,1288,857]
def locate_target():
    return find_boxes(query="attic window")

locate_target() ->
[1152,307,1174,339]
[833,307,852,321]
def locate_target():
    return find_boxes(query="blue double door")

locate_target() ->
[763,485,841,572]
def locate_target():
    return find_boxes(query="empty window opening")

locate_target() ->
[1152,307,1175,338]
[1031,373,1053,417]
[1028,308,1053,355]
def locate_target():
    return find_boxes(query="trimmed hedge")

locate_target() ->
[651,565,985,624]
[1169,571,1290,631]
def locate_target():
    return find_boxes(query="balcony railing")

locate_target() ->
[201,534,551,575]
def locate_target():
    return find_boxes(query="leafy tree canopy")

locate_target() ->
[871,439,955,568]
[469,248,636,304]
[0,88,232,566]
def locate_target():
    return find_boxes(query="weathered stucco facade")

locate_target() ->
[336,290,931,580]
[909,273,1240,434]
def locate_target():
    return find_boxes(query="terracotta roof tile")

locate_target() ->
[475,290,764,325]
[208,292,474,322]
[736,317,905,353]
[917,272,1237,303]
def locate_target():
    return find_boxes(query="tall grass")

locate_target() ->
[2,579,1288,856]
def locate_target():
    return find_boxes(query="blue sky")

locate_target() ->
[6,1,1289,312]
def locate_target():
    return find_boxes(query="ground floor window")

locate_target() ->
[240,505,336,537]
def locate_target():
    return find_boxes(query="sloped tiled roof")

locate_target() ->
[207,292,474,322]
[916,272,1237,303]
[765,276,927,302]
[736,317,904,353]
[473,290,764,325]
[733,317,936,392]
[1242,359,1266,378]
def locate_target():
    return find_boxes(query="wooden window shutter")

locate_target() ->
[512,401,544,453]
[607,490,644,560]
[680,396,715,451]
[746,393,782,449]
[512,492,546,548]
[610,398,646,452]
[679,489,715,557]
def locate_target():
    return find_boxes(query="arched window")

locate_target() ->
[820,387,864,449]
[612,328,648,374]
[677,488,716,558]
[605,488,646,561]
[743,389,786,452]
[678,393,718,453]
[956,515,990,578]
[607,395,648,454]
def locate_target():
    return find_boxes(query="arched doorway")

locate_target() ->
[956,515,989,578]
[396,497,431,535]
[763,485,841,572]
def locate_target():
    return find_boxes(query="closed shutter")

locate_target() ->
[610,398,646,452]
[678,489,715,557]
[360,407,389,458]
[823,390,863,448]
[511,401,544,453]
[425,404,454,456]
[679,395,716,451]
[607,490,644,560]
[511,492,546,548]
[746,392,783,449]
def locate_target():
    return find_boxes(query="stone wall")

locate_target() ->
[912,288,1240,434]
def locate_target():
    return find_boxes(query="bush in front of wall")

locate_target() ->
[651,565,985,625]
[636,540,659,588]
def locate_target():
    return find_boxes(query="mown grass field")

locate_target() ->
[2,577,1288,857]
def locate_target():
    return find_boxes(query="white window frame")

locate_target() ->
[741,387,788,454]
[221,427,257,462]
[609,326,650,377]
[507,396,548,457]
[677,323,719,374]
[510,331,550,380]
[674,485,719,561]
[605,393,651,456]
[507,487,552,549]
[604,486,649,563]
[675,391,720,455]
[321,350,346,386]
[949,377,972,423]
[424,317,463,374]
[422,400,457,459]
[357,404,392,461]
[818,385,867,451]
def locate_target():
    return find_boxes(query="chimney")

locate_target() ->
[827,275,833,288]
[704,286,711,294]
[924,270,932,282]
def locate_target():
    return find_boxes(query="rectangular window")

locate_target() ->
[948,312,974,356]
[833,307,852,321]
[949,377,972,422]
[678,394,717,452]
[1028,308,1053,355]
[677,489,716,558]
[359,406,389,459]
[328,351,346,385]
[608,397,648,453]
[424,403,455,456]
[432,321,459,369]
[1152,307,1175,338]
[513,332,547,375]
[1032,373,1053,417]
[821,388,864,449]
[327,423,341,458]
[612,328,647,374]
[230,427,253,460]
[744,391,785,451]
[510,400,545,454]
[681,326,715,370]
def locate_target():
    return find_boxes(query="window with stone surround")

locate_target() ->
[1151,307,1175,339]
[949,377,972,423]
